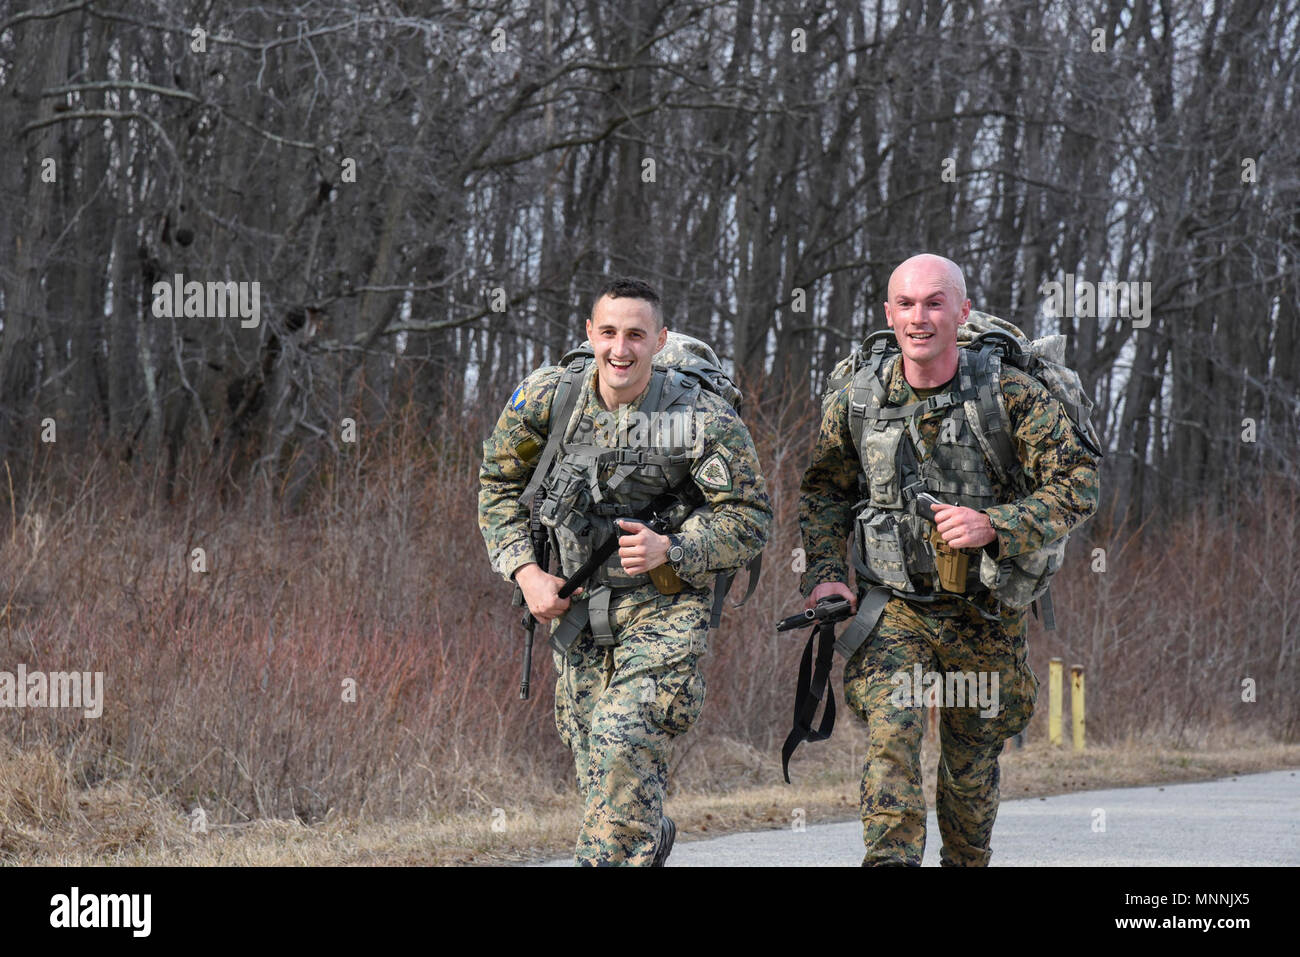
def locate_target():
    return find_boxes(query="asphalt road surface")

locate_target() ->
[541,769,1299,866]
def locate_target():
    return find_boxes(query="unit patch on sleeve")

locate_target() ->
[694,451,733,491]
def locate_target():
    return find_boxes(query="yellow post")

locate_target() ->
[1049,658,1063,747]
[1071,664,1085,752]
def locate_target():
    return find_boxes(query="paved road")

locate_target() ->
[541,769,1299,866]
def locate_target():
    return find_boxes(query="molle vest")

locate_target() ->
[849,347,1064,613]
[537,365,702,591]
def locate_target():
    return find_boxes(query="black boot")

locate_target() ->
[650,816,676,867]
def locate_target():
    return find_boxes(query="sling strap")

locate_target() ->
[780,586,893,783]
[832,585,893,662]
[550,597,591,654]
[780,620,838,784]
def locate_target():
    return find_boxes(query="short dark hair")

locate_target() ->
[592,277,663,328]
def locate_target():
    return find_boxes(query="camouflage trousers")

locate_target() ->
[552,586,710,866]
[843,595,1038,866]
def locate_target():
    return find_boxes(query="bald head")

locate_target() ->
[883,253,971,386]
[888,254,967,302]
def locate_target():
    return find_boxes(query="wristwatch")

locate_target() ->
[666,535,686,567]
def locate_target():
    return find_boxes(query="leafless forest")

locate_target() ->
[1,0,1297,829]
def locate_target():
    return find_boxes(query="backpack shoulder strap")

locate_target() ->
[966,341,1019,489]
[520,355,588,506]
[848,336,894,457]
[640,365,669,414]
[859,331,896,402]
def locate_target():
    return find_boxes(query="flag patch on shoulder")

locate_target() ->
[510,386,525,410]
[694,452,732,491]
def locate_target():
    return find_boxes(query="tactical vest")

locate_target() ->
[847,344,1065,617]
[535,362,703,591]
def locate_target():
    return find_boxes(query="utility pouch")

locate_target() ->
[648,565,685,595]
[929,527,970,593]
[855,511,913,592]
[538,461,588,528]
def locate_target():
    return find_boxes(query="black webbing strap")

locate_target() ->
[731,553,762,607]
[777,586,892,783]
[781,620,839,784]
[703,553,763,630]
[708,572,733,629]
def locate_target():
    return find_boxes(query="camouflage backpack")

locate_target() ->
[823,311,1103,628]
[520,331,761,627]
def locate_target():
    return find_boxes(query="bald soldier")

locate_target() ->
[480,277,771,866]
[798,254,1099,865]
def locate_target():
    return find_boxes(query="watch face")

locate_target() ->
[668,545,685,563]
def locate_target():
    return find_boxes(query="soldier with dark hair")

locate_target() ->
[798,254,1100,866]
[479,278,771,865]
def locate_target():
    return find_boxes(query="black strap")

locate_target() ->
[705,552,761,630]
[781,620,839,784]
[731,553,762,607]
[708,572,733,629]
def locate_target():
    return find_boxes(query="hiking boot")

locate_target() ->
[650,816,676,867]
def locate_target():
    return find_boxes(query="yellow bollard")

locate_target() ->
[1071,664,1085,752]
[1049,658,1063,747]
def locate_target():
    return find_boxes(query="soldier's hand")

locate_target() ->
[515,563,580,622]
[806,580,856,613]
[930,504,997,549]
[616,519,670,575]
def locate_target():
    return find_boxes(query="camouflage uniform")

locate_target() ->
[481,361,771,865]
[798,355,1099,866]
